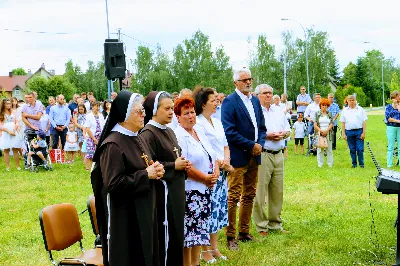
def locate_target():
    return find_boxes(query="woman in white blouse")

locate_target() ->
[174,97,219,266]
[193,88,233,262]
[84,101,105,170]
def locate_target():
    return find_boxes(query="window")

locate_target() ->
[13,87,21,99]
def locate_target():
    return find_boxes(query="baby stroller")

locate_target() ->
[24,133,53,172]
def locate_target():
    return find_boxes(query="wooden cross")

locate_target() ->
[173,147,180,158]
[141,153,149,167]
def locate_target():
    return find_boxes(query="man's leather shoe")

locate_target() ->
[259,231,269,237]
[226,239,240,251]
[237,233,255,242]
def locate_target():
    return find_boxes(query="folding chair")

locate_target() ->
[87,195,101,246]
[39,203,103,266]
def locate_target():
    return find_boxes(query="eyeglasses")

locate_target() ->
[237,78,253,83]
[133,108,146,116]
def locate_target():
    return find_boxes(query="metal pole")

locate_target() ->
[281,18,310,95]
[382,62,385,107]
[105,0,111,99]
[283,52,287,94]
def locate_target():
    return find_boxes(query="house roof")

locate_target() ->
[26,66,54,82]
[0,75,29,92]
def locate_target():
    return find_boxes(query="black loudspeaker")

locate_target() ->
[104,39,126,80]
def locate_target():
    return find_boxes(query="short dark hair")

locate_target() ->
[192,87,216,115]
[174,97,195,116]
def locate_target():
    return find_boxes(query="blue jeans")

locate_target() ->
[386,126,400,167]
[345,129,364,167]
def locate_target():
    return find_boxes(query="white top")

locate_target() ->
[84,112,106,136]
[235,88,258,141]
[111,123,138,136]
[166,114,178,130]
[317,115,331,131]
[84,101,91,113]
[66,131,77,142]
[174,124,217,193]
[40,113,50,136]
[293,121,306,138]
[304,102,320,122]
[262,106,291,151]
[340,106,368,130]
[196,114,228,160]
[148,119,167,130]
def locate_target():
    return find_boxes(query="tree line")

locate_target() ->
[18,29,400,107]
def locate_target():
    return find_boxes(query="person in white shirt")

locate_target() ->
[253,84,291,236]
[340,95,368,168]
[304,93,321,153]
[293,113,306,155]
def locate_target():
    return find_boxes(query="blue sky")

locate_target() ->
[1,0,399,76]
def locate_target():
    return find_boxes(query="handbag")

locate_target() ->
[317,133,328,148]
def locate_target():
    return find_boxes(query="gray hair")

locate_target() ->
[273,94,280,100]
[233,68,251,82]
[179,88,192,97]
[347,94,356,100]
[254,84,273,95]
[157,92,172,108]
[328,93,335,97]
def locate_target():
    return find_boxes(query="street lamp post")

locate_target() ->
[105,0,112,99]
[364,41,385,108]
[281,18,310,95]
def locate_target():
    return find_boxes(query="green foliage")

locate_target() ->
[335,84,367,107]
[132,30,233,95]
[341,62,358,86]
[11,68,27,76]
[26,76,76,103]
[389,72,400,92]
[0,88,9,99]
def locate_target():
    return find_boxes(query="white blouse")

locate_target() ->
[174,124,217,193]
[196,114,228,160]
[84,112,106,137]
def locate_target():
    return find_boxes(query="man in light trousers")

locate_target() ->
[253,84,291,236]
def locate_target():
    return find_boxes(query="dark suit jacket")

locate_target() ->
[221,91,266,167]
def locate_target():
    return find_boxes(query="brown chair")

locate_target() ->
[39,203,103,266]
[87,195,101,246]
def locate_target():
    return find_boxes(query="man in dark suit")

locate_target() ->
[221,68,267,250]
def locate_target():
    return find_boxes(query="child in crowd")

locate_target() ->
[26,131,48,168]
[293,113,306,155]
[64,124,80,162]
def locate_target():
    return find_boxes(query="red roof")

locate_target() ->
[0,75,29,92]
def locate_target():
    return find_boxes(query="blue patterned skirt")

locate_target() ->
[184,188,211,248]
[210,171,228,233]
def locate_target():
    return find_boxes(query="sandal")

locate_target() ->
[209,249,227,260]
[200,250,216,264]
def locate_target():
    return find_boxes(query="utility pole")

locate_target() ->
[118,28,121,41]
[105,0,112,99]
[283,52,287,94]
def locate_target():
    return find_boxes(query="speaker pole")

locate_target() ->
[119,78,123,92]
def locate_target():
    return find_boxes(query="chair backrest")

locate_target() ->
[39,203,83,251]
[87,195,99,236]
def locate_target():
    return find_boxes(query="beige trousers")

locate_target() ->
[253,151,284,231]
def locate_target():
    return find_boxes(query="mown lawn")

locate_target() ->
[0,113,398,265]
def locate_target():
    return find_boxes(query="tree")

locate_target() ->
[389,72,400,92]
[341,62,358,86]
[12,68,27,76]
[249,35,282,90]
[26,76,76,103]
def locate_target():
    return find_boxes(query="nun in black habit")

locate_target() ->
[140,91,190,266]
[91,91,165,266]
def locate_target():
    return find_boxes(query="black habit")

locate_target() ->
[96,132,158,266]
[140,123,185,266]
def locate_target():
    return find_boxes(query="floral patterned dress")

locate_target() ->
[85,115,101,159]
[76,114,86,143]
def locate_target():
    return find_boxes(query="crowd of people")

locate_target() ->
[0,67,371,266]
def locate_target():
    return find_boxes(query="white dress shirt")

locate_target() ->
[304,102,320,122]
[340,106,368,130]
[235,88,258,141]
[196,114,228,160]
[84,112,106,137]
[262,106,291,151]
[174,125,217,193]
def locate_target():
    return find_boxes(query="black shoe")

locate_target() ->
[352,165,357,168]
[360,165,365,168]
[237,233,255,242]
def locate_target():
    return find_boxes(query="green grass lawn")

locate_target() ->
[0,113,398,265]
